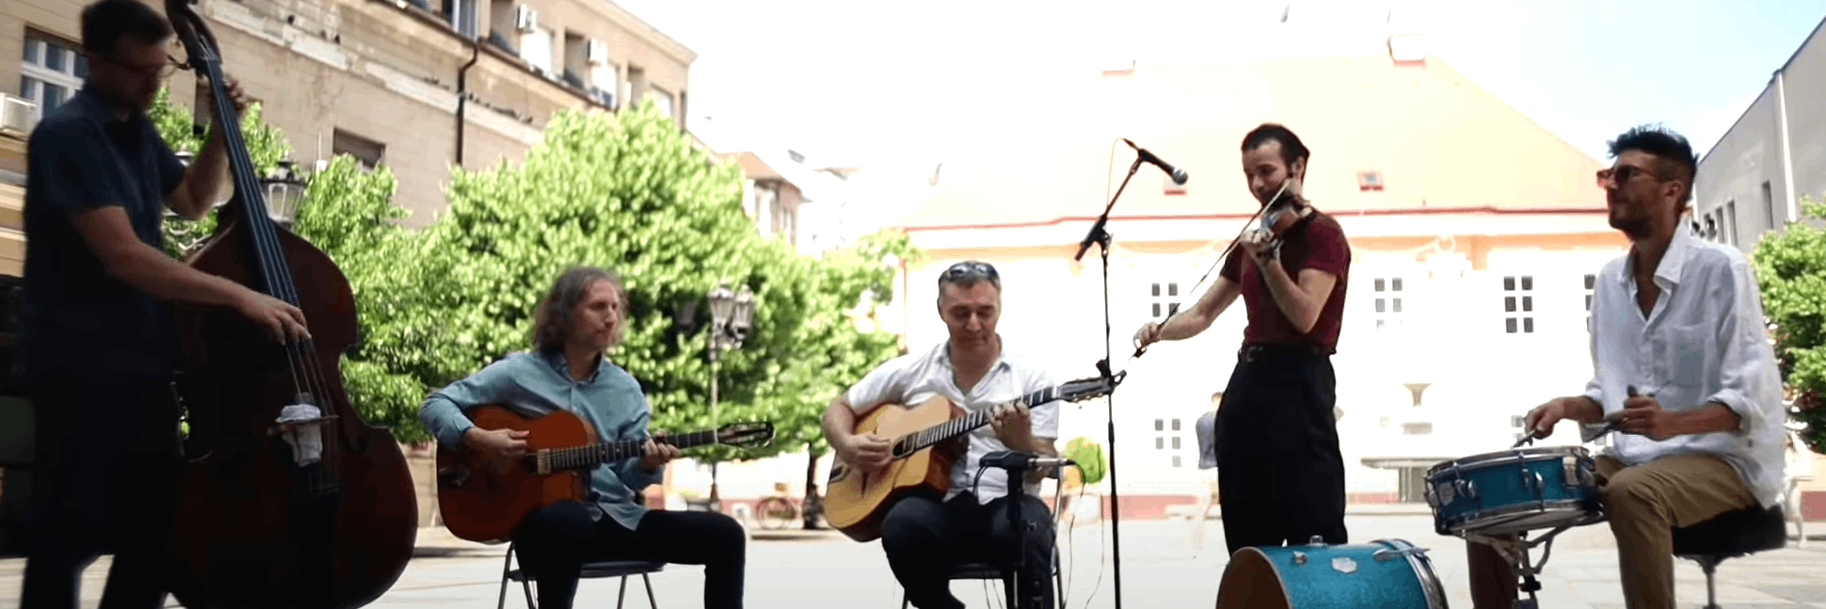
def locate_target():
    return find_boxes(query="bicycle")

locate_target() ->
[752,482,826,531]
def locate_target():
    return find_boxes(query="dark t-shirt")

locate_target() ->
[21,86,186,381]
[1219,208,1351,353]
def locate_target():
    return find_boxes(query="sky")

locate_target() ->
[609,0,1826,184]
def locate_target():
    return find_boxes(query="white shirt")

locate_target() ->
[846,339,1062,504]
[1582,225,1788,508]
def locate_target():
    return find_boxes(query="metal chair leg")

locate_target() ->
[498,544,516,609]
[616,575,628,609]
[641,573,658,609]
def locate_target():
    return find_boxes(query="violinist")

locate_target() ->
[19,0,307,607]
[1131,123,1352,556]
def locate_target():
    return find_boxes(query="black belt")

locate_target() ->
[1238,343,1332,362]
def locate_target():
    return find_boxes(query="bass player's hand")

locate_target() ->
[463,427,528,460]
[839,432,891,474]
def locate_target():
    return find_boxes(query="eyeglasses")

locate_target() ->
[940,261,998,283]
[1595,164,1655,188]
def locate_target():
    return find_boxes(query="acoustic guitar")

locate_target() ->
[435,405,774,542]
[824,376,1116,542]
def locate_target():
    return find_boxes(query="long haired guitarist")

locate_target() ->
[821,261,1059,609]
[419,266,746,609]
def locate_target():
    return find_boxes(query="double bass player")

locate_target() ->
[18,0,306,606]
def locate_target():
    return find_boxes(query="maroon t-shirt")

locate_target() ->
[1218,209,1351,353]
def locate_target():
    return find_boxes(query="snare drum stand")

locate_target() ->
[1462,524,1576,609]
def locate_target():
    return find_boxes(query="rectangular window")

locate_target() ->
[1502,275,1534,334]
[1583,273,1596,333]
[332,129,386,170]
[1149,282,1181,320]
[20,30,85,119]
[1154,417,1183,467]
[1373,276,1404,331]
[1763,181,1776,229]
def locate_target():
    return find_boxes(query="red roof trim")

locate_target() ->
[901,205,1606,233]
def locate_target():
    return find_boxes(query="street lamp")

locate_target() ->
[260,158,306,228]
[706,282,755,511]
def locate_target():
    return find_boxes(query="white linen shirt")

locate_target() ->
[1582,225,1787,508]
[846,339,1062,503]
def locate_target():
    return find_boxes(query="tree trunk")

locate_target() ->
[803,443,824,530]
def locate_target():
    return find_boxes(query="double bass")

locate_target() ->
[162,0,418,606]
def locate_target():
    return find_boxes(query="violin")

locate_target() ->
[161,0,418,607]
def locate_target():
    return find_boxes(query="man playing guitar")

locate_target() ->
[1467,126,1786,609]
[18,1,305,606]
[419,266,746,609]
[822,261,1060,609]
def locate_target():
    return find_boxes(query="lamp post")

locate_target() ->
[259,158,305,228]
[705,282,755,511]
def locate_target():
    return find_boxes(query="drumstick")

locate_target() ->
[1517,385,1642,448]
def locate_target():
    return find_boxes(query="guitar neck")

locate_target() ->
[543,429,721,471]
[901,386,1060,453]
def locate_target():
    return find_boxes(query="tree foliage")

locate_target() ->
[144,87,921,463]
[1751,196,1826,454]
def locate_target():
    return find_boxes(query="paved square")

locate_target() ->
[3,513,1822,609]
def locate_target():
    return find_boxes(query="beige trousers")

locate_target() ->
[1466,452,1755,609]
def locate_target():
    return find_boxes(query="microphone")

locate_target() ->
[1123,138,1188,185]
[980,450,1076,471]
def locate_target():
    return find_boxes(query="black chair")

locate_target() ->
[898,548,1065,609]
[499,541,665,609]
[1671,504,1787,609]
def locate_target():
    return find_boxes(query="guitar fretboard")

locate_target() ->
[901,386,1059,453]
[544,430,720,471]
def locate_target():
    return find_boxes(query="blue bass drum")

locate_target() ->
[1214,537,1447,609]
[1424,446,1604,537]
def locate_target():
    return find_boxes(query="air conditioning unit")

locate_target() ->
[514,5,537,32]
[586,39,608,65]
[0,94,39,136]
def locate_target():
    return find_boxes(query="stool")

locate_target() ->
[1671,504,1787,609]
[500,541,665,609]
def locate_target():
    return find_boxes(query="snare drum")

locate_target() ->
[1425,446,1604,537]
[1215,537,1447,609]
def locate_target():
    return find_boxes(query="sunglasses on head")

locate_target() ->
[941,261,998,282]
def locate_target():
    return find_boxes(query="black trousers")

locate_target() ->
[20,377,182,609]
[516,500,746,609]
[1214,345,1348,556]
[880,491,1055,609]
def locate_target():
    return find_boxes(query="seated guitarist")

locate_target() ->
[419,266,746,609]
[822,260,1060,609]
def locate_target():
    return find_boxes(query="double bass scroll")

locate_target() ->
[161,0,418,607]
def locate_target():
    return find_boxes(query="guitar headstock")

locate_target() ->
[716,421,775,448]
[1057,375,1118,403]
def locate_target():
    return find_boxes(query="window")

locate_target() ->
[1583,274,1596,332]
[442,0,477,36]
[770,198,795,245]
[650,88,674,118]
[332,129,386,170]
[1149,282,1181,319]
[1153,418,1185,468]
[1723,201,1738,245]
[1371,276,1403,330]
[21,30,86,119]
[1502,275,1534,334]
[1762,181,1776,229]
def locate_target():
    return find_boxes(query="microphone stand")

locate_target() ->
[982,451,1053,609]
[1073,155,1143,609]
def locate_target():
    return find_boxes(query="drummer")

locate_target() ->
[1465,125,1786,609]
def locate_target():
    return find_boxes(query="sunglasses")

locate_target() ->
[1595,164,1656,188]
[940,261,998,283]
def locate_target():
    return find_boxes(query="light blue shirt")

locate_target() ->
[419,349,664,530]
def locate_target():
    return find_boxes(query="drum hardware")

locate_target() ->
[1462,522,1582,609]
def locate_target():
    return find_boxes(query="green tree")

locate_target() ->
[1751,196,1826,453]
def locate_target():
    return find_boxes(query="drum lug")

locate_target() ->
[1309,535,1326,546]
[1291,551,1307,565]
